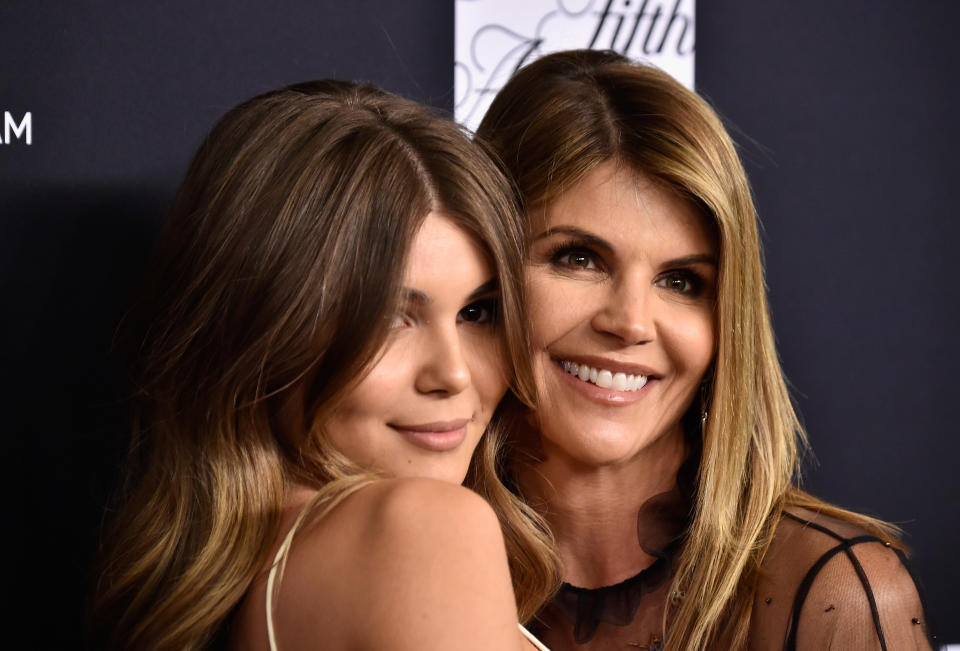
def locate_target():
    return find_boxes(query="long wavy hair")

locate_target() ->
[91,80,557,650]
[476,49,898,650]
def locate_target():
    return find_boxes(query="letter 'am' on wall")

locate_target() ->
[454,0,695,131]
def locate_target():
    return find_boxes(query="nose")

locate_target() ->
[414,325,472,396]
[590,275,654,346]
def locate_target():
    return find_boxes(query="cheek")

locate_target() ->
[355,358,409,400]
[466,334,508,409]
[664,306,716,375]
[525,271,584,346]
[329,355,411,427]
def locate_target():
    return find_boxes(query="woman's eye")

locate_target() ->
[552,248,598,270]
[457,298,498,324]
[388,313,412,329]
[656,271,700,294]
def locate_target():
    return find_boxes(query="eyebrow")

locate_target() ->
[533,225,717,267]
[665,254,717,267]
[467,277,499,299]
[531,226,614,254]
[400,277,499,306]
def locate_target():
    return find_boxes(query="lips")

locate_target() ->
[560,359,648,392]
[548,356,657,405]
[388,419,470,452]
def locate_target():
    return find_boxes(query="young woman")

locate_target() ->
[477,49,932,650]
[91,80,556,650]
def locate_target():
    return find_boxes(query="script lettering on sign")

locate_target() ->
[455,0,694,131]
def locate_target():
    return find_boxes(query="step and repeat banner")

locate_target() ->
[455,0,694,130]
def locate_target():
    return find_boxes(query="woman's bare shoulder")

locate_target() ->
[750,505,932,650]
[273,478,527,650]
[294,477,505,562]
[363,476,503,532]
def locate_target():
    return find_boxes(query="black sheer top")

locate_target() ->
[527,504,933,650]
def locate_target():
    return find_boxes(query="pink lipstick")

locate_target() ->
[389,419,470,452]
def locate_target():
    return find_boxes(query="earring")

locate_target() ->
[699,383,709,431]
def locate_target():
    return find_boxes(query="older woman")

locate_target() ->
[478,49,931,650]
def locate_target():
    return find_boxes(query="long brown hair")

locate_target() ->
[91,80,556,650]
[477,49,898,649]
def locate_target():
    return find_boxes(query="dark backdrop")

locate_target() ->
[1,1,955,646]
[697,1,959,644]
[0,2,453,646]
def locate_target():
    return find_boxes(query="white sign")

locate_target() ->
[455,0,695,132]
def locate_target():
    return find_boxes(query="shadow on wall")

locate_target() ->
[1,185,169,648]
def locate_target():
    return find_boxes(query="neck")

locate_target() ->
[517,427,687,588]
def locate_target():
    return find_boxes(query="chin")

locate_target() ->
[540,418,667,467]
[558,438,646,467]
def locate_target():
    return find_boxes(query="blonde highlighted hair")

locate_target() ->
[477,49,898,649]
[91,80,556,650]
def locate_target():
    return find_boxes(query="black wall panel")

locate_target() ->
[698,1,959,641]
[2,1,955,646]
[1,3,453,646]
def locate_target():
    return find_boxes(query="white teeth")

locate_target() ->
[612,372,627,391]
[560,360,648,393]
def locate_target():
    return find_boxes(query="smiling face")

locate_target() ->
[322,212,507,484]
[525,161,717,468]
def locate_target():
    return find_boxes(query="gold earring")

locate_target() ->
[700,383,709,430]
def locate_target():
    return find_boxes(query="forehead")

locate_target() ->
[539,161,715,254]
[404,211,492,289]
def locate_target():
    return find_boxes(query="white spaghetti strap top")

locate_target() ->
[518,624,551,651]
[264,525,552,651]
[265,522,297,651]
